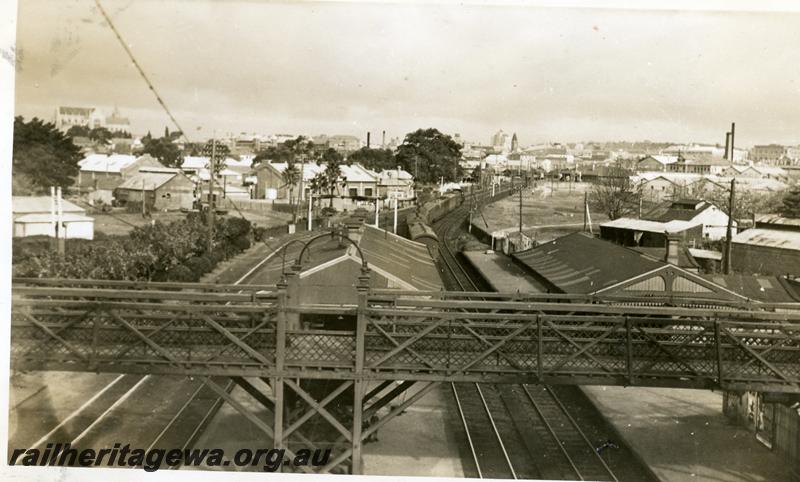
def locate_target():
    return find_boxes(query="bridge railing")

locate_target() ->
[9,282,800,392]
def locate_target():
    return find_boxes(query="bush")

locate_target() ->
[231,236,251,252]
[184,256,213,278]
[166,264,196,282]
[252,226,268,242]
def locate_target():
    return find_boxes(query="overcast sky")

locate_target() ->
[12,0,800,146]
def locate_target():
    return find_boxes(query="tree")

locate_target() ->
[282,162,301,222]
[589,165,641,220]
[780,185,800,218]
[394,128,463,184]
[321,153,343,208]
[66,125,90,138]
[88,126,114,145]
[12,116,82,192]
[347,147,395,171]
[141,133,182,167]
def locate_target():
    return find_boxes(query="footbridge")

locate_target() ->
[11,277,800,473]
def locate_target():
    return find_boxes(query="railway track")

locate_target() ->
[9,232,317,467]
[431,195,620,481]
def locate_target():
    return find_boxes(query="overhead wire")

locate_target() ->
[94,0,253,223]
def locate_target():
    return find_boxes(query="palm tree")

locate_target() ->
[282,162,301,223]
[321,149,343,208]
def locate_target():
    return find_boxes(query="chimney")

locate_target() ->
[724,132,730,161]
[664,233,681,266]
[729,122,735,162]
[367,131,371,149]
[382,130,386,148]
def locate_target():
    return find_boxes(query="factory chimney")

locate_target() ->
[367,131,371,149]
[382,130,386,148]
[724,132,731,161]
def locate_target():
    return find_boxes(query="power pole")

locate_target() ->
[583,191,588,232]
[208,138,216,253]
[518,184,523,237]
[56,186,65,256]
[724,178,736,274]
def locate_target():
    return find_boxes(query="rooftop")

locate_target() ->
[600,217,698,234]
[117,171,181,191]
[512,232,665,294]
[12,196,85,215]
[732,228,800,251]
[702,274,800,303]
[78,154,139,173]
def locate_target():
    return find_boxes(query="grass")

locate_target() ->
[478,182,609,242]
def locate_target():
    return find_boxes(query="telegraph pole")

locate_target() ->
[518,184,523,237]
[207,137,216,253]
[724,178,736,274]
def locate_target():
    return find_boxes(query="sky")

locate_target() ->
[11,0,800,147]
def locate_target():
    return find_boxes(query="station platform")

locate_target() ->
[461,250,546,293]
[583,387,792,481]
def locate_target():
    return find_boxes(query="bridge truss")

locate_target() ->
[11,278,800,473]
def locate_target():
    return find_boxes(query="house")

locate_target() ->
[113,169,196,211]
[12,196,94,240]
[643,199,736,241]
[599,217,705,248]
[377,168,414,201]
[731,215,800,276]
[511,232,746,302]
[76,154,164,191]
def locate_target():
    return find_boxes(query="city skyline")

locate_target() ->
[13,1,800,147]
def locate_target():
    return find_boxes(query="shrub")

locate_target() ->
[231,236,251,252]
[166,264,195,282]
[184,256,213,278]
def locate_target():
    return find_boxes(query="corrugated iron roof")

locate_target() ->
[359,225,442,291]
[600,217,698,234]
[116,172,179,190]
[12,196,85,215]
[15,213,94,223]
[512,232,664,294]
[732,228,800,251]
[756,215,800,228]
[78,154,138,173]
[702,274,800,303]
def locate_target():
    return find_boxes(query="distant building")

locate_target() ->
[55,106,130,133]
[103,107,131,134]
[491,130,510,151]
[55,106,104,131]
[327,135,361,154]
[637,155,678,172]
[12,196,94,240]
[667,156,730,175]
[731,215,800,276]
[750,144,788,164]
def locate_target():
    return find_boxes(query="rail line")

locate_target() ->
[432,194,619,481]
[10,232,317,465]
